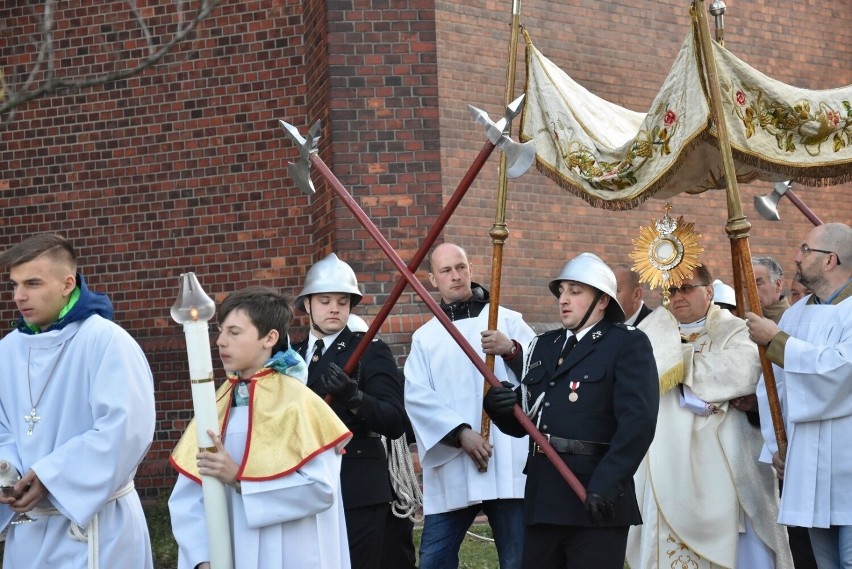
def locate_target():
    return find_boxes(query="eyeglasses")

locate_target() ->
[667,283,708,296]
[800,244,841,265]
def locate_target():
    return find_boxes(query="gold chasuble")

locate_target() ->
[171,369,352,483]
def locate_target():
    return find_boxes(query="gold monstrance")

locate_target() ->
[630,204,703,307]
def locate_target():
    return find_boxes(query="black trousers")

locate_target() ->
[522,523,629,569]
[380,509,417,569]
[345,502,389,569]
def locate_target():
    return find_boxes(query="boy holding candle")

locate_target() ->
[169,286,352,569]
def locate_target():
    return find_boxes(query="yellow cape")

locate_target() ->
[170,369,351,483]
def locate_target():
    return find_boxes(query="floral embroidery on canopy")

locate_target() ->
[520,20,852,210]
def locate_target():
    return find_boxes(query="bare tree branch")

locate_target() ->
[0,0,220,122]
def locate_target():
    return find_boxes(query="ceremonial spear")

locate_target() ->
[281,96,533,395]
[171,273,234,569]
[279,114,588,502]
[755,181,824,226]
[693,0,787,458]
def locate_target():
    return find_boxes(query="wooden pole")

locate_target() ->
[693,0,787,458]
[306,152,588,502]
[481,0,524,452]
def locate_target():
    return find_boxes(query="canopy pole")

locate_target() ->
[480,0,524,454]
[693,0,787,458]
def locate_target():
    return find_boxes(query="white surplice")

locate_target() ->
[0,316,156,569]
[169,405,350,569]
[403,305,533,514]
[756,293,852,528]
[626,305,792,569]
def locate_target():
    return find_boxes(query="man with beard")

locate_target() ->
[747,222,852,569]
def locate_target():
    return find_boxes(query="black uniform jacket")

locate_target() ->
[294,326,406,509]
[493,318,659,527]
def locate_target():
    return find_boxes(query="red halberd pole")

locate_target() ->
[310,153,588,503]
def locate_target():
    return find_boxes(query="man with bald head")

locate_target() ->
[614,264,652,326]
[747,222,852,569]
[404,242,535,569]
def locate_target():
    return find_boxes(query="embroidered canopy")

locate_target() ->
[520,22,852,210]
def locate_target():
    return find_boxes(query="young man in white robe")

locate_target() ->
[404,243,534,569]
[626,265,793,569]
[747,222,852,569]
[169,286,352,569]
[0,233,156,569]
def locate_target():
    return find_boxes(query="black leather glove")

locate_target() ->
[584,492,614,526]
[483,381,519,418]
[320,362,363,409]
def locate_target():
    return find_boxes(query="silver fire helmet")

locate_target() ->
[548,252,626,322]
[295,252,363,312]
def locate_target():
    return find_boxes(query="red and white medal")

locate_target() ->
[568,381,580,402]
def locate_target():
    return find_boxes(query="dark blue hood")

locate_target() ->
[17,273,114,334]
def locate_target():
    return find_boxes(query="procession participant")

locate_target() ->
[626,265,793,569]
[169,286,352,569]
[0,233,156,569]
[789,278,811,304]
[405,242,534,569]
[747,222,852,569]
[484,252,658,569]
[751,255,818,569]
[753,255,790,323]
[614,263,652,326]
[346,314,419,569]
[713,278,738,312]
[292,253,407,569]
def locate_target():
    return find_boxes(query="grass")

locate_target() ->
[145,497,500,569]
[1,496,500,568]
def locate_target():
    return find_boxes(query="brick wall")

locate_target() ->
[1,0,850,495]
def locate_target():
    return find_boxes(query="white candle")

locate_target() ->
[172,273,234,569]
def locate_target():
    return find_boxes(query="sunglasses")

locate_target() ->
[667,283,708,296]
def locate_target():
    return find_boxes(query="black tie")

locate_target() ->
[556,334,578,369]
[309,339,324,372]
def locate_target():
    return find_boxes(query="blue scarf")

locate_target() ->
[230,347,309,407]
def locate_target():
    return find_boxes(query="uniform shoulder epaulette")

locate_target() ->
[538,327,564,339]
[614,322,637,331]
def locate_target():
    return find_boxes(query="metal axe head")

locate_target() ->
[753,180,790,222]
[279,119,321,195]
[467,94,536,179]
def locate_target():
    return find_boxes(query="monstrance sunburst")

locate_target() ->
[629,204,703,307]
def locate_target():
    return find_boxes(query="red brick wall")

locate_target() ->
[1,0,850,495]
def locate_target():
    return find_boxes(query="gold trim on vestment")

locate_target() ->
[170,370,351,483]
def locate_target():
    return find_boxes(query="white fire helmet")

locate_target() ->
[295,252,363,312]
[548,252,626,322]
[347,314,369,333]
[712,279,736,307]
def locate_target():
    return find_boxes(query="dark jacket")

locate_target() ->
[294,326,406,509]
[492,319,659,527]
[633,303,653,326]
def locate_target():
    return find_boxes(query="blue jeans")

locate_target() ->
[418,498,524,569]
[809,526,852,569]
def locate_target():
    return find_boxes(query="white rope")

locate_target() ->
[384,433,423,523]
[31,481,136,569]
[520,335,545,422]
[464,528,495,542]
